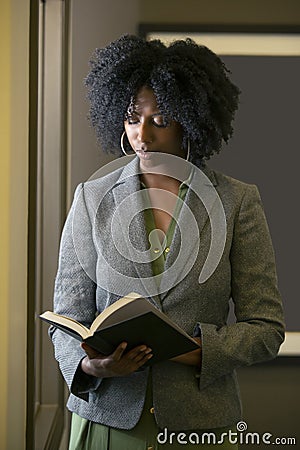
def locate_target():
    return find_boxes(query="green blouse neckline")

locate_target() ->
[140,173,192,284]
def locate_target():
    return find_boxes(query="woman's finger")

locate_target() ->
[112,342,128,361]
[81,342,100,359]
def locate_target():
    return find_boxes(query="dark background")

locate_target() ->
[209,55,300,332]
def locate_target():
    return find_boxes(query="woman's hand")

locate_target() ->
[170,337,202,368]
[80,342,153,378]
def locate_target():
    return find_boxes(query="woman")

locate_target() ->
[50,35,285,449]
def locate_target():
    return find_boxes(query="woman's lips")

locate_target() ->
[136,149,152,159]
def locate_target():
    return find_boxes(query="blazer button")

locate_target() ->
[149,406,155,414]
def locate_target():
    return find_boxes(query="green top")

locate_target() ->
[141,175,190,284]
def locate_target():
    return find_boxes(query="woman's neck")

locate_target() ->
[139,156,190,193]
[140,172,181,194]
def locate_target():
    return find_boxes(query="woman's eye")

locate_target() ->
[153,115,170,127]
[125,113,170,127]
[126,114,139,125]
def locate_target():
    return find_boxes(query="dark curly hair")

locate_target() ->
[84,34,240,166]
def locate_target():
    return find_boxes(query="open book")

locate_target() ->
[40,292,199,365]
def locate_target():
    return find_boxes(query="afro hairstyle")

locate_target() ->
[84,34,240,165]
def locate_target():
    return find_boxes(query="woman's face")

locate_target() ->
[124,86,185,163]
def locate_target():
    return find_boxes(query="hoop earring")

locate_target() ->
[120,131,131,156]
[185,138,190,161]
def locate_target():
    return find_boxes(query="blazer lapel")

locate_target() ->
[160,166,222,300]
[111,157,160,300]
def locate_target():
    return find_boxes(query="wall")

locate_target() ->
[0,0,29,448]
[140,0,300,25]
[67,0,139,201]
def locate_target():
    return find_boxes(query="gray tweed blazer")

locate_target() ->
[50,156,284,431]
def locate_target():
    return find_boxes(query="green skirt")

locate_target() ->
[69,379,238,450]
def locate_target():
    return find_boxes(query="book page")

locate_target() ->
[90,293,151,333]
[40,311,90,338]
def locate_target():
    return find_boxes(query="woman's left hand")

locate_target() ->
[170,337,202,367]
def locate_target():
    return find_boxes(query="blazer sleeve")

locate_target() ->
[198,184,285,390]
[49,183,102,401]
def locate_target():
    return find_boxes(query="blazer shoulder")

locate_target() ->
[83,166,124,192]
[81,156,139,194]
[68,166,125,215]
[214,169,255,190]
[205,167,260,212]
[210,168,258,195]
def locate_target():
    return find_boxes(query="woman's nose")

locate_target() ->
[137,122,152,144]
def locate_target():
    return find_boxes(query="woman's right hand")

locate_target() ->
[80,342,153,378]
